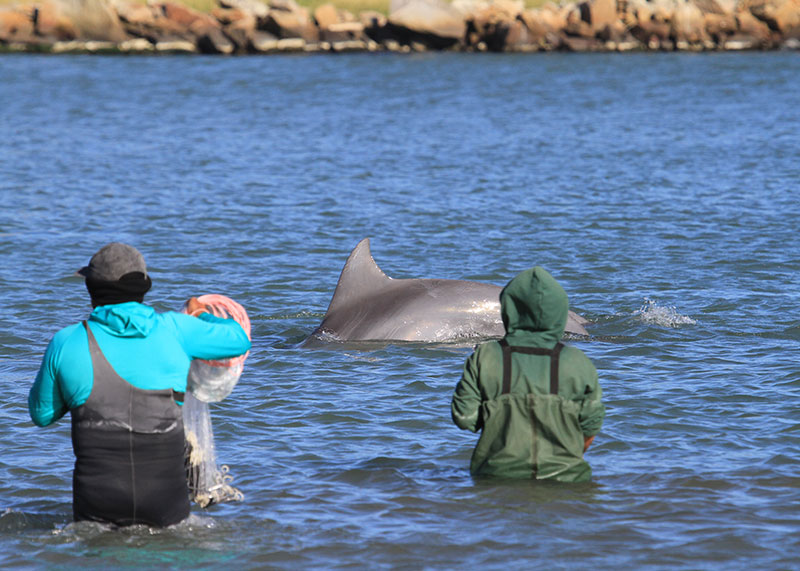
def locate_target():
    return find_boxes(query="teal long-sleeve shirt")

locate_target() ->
[29,302,251,427]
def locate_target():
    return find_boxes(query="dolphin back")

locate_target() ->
[312,238,589,342]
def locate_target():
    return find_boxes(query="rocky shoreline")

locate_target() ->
[1,0,798,54]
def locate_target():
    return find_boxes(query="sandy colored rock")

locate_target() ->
[584,0,617,31]
[704,11,737,37]
[388,0,467,41]
[33,1,78,40]
[0,8,34,41]
[218,0,268,19]
[672,0,708,42]
[314,3,339,28]
[264,6,316,40]
[57,0,127,41]
[746,0,800,34]
[736,8,772,38]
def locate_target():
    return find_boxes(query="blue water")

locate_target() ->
[1,52,799,569]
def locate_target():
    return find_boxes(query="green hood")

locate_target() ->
[500,266,567,346]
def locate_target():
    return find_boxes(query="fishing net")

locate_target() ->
[181,294,251,508]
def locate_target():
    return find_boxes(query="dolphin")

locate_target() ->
[311,238,589,343]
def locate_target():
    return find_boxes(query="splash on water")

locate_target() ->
[634,298,697,327]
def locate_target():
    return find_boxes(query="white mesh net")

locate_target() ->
[183,392,244,507]
[181,295,250,508]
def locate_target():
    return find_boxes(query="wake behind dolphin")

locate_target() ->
[310,238,589,343]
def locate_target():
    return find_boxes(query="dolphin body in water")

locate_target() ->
[311,238,589,343]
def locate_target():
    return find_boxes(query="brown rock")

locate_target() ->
[694,0,731,15]
[388,0,467,44]
[314,3,339,29]
[503,18,540,50]
[263,7,318,41]
[471,2,519,48]
[736,8,772,39]
[672,1,708,43]
[630,15,672,45]
[0,8,34,42]
[320,21,365,42]
[219,0,269,20]
[565,6,594,37]
[161,2,216,29]
[32,1,78,40]
[746,0,800,34]
[540,3,567,30]
[520,9,555,41]
[114,2,157,26]
[197,25,235,53]
[584,0,617,32]
[250,29,278,50]
[212,7,255,27]
[704,11,736,39]
[59,0,127,42]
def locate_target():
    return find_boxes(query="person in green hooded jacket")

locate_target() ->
[451,266,604,482]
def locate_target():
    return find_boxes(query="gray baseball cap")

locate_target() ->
[77,242,148,281]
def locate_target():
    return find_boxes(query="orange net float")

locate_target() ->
[182,294,251,402]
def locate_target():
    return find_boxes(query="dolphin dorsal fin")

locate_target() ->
[326,238,391,313]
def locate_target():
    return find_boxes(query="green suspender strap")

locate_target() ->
[497,339,564,395]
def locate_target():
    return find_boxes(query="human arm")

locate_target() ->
[173,310,251,361]
[28,338,70,427]
[451,350,483,433]
[578,362,604,442]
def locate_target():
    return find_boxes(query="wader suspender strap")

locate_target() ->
[82,321,185,403]
[498,339,564,395]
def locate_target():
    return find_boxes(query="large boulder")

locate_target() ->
[387,0,467,48]
[196,25,235,53]
[704,11,737,40]
[583,0,617,32]
[32,1,78,41]
[519,7,563,45]
[629,3,672,46]
[734,7,776,45]
[160,1,218,35]
[469,0,524,50]
[0,7,35,42]
[672,0,708,44]
[313,3,339,28]
[57,0,127,41]
[263,0,318,41]
[745,0,800,35]
[219,0,268,20]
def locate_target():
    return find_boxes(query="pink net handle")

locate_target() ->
[183,294,251,367]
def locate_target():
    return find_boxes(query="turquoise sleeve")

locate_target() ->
[29,339,68,427]
[28,324,91,427]
[172,312,251,360]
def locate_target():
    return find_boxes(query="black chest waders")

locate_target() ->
[70,322,190,527]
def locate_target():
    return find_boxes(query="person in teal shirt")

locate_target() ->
[29,242,251,527]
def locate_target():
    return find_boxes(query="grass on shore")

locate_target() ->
[0,0,551,16]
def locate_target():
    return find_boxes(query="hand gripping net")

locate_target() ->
[181,295,251,508]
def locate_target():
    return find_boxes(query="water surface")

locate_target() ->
[1,52,799,569]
